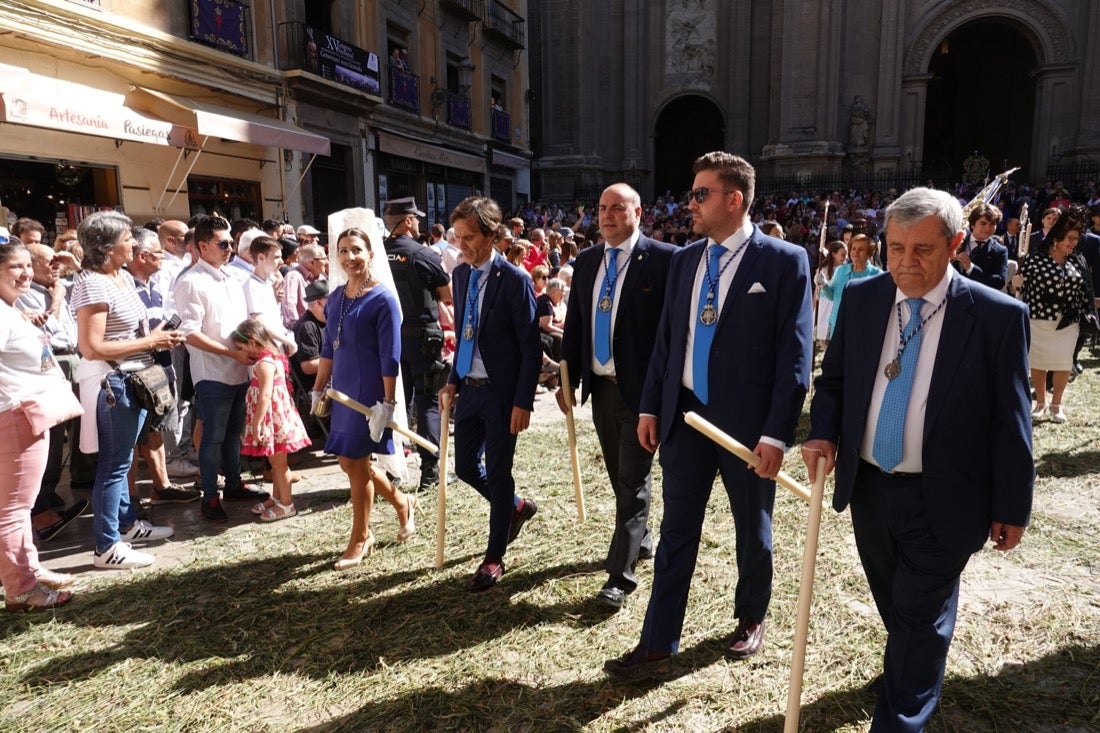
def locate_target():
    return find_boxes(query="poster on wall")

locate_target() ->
[377,175,388,218]
[436,183,446,223]
[302,25,380,95]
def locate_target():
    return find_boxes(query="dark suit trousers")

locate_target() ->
[453,382,521,560]
[640,390,776,654]
[851,462,971,733]
[400,357,441,473]
[590,375,653,593]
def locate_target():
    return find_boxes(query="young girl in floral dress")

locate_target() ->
[233,319,311,522]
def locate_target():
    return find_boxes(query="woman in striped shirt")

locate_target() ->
[72,212,182,571]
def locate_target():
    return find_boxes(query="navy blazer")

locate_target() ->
[809,272,1034,555]
[560,235,675,412]
[447,255,541,410]
[957,234,1009,291]
[640,227,814,447]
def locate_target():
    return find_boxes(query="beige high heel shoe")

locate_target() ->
[396,494,420,543]
[334,532,375,571]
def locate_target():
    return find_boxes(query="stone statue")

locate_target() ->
[848,95,874,149]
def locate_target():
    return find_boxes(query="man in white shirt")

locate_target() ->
[173,214,269,523]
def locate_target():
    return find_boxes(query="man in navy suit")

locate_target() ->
[604,152,813,679]
[802,187,1034,732]
[556,183,675,610]
[440,197,542,592]
[952,203,1009,291]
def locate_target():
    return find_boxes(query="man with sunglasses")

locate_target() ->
[605,152,813,680]
[173,214,269,524]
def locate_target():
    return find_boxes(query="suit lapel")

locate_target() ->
[615,239,649,330]
[924,276,975,438]
[716,231,762,329]
[854,278,896,420]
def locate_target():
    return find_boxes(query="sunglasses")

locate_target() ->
[689,187,737,204]
[214,239,233,250]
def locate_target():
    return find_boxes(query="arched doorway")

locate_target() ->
[654,95,724,197]
[923,19,1037,179]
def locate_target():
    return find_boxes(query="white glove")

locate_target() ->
[368,401,395,443]
[310,391,323,411]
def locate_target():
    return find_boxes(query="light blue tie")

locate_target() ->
[594,248,620,365]
[692,244,727,404]
[872,298,925,472]
[455,270,483,379]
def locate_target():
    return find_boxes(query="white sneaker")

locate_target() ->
[93,541,155,570]
[165,457,199,478]
[120,519,174,542]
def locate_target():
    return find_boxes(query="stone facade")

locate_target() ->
[530,0,1099,201]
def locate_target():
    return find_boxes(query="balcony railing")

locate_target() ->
[484,0,525,49]
[447,92,472,130]
[389,66,420,114]
[491,108,511,143]
[440,0,484,22]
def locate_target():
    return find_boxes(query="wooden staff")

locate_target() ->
[558,359,586,521]
[784,455,828,733]
[325,388,439,455]
[435,392,452,569]
[683,411,813,504]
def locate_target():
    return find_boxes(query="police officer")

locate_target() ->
[384,197,453,490]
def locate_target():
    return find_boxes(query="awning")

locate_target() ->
[125,87,331,156]
[0,63,195,148]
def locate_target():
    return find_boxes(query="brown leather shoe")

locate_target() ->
[468,558,504,592]
[603,645,672,681]
[727,618,766,659]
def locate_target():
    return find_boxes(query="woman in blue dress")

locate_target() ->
[312,228,418,570]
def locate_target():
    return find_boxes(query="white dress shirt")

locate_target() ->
[860,267,954,472]
[589,230,638,376]
[173,258,249,386]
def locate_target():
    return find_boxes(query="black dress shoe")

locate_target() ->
[596,586,627,610]
[508,498,538,543]
[865,673,884,696]
[36,499,89,543]
[468,559,504,592]
[637,545,654,561]
[603,645,672,681]
[727,618,766,659]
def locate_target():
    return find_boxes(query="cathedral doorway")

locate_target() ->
[653,95,724,198]
[922,19,1037,180]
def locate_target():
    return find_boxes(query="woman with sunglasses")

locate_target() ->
[71,212,181,570]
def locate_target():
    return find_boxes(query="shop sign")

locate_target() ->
[1,73,197,148]
[377,131,486,174]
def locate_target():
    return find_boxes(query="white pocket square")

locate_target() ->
[748,282,767,294]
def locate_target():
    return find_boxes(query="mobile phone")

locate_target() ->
[163,313,182,330]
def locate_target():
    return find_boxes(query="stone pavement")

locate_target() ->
[35,387,590,575]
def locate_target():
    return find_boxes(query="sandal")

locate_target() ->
[259,501,298,523]
[6,582,74,612]
[250,498,276,515]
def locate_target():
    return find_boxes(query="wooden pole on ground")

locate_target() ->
[435,392,452,569]
[558,360,586,521]
[784,455,828,733]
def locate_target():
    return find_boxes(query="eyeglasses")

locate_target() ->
[689,187,737,204]
[144,250,165,259]
[215,239,233,250]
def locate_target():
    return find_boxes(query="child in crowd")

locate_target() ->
[233,319,311,522]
